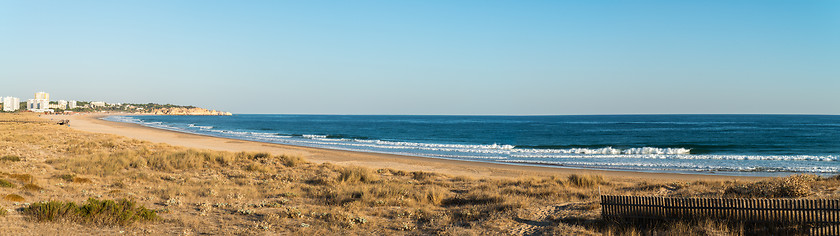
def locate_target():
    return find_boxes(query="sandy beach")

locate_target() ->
[55,113,755,181]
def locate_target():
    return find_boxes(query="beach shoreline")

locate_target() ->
[53,113,762,181]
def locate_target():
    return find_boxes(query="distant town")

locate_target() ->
[1,91,231,115]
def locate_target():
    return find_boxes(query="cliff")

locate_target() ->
[138,107,232,116]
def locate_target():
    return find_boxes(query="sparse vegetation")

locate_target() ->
[0,179,14,188]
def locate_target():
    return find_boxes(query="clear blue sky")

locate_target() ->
[1,1,838,115]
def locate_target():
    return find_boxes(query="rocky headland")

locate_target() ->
[138,107,232,116]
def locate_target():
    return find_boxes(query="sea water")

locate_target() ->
[105,115,840,176]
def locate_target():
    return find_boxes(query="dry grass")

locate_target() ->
[567,174,606,188]
[9,173,33,183]
[4,194,25,202]
[725,174,817,198]
[0,113,836,235]
[338,166,378,184]
[23,183,43,191]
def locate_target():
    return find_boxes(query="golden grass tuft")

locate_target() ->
[54,174,91,183]
[73,177,92,183]
[725,174,817,198]
[567,174,606,188]
[23,183,43,191]
[9,173,33,183]
[338,166,378,184]
[278,154,305,167]
[411,171,439,182]
[421,185,449,206]
[4,194,25,202]
[245,163,270,172]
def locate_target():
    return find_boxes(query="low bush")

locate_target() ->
[24,198,158,226]
[0,155,21,162]
[0,179,14,188]
[56,174,75,182]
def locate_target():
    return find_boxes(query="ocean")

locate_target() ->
[105,114,840,176]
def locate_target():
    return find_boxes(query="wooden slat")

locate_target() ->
[599,195,840,235]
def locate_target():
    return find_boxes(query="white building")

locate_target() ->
[48,102,67,110]
[48,100,68,110]
[91,101,106,107]
[2,97,20,112]
[27,99,50,112]
[27,92,52,112]
[68,100,77,109]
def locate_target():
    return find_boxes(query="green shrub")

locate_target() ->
[24,198,158,226]
[56,174,75,182]
[0,179,14,188]
[0,155,21,162]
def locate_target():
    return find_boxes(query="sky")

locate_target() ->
[1,1,838,115]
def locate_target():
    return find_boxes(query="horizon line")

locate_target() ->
[219,113,840,116]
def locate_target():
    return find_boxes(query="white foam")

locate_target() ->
[517,147,690,155]
[188,124,214,129]
[501,160,840,173]
[510,154,839,161]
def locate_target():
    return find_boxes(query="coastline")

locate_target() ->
[55,113,762,181]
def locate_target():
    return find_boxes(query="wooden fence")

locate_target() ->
[601,195,840,235]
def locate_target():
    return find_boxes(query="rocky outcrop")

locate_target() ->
[138,107,232,116]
